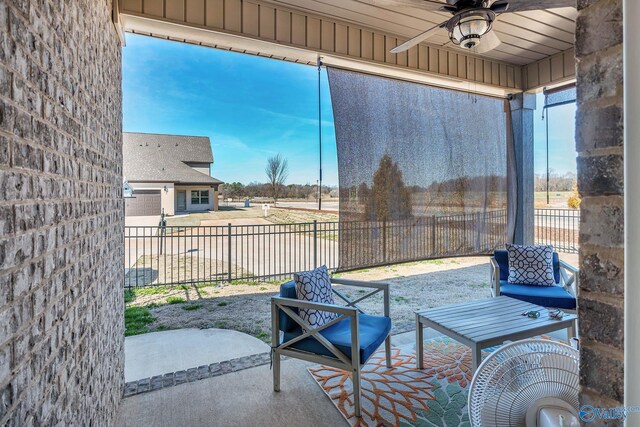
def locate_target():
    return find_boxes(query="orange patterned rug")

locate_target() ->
[308,337,480,427]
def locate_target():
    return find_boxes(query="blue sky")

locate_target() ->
[122,34,337,186]
[122,33,576,185]
[533,93,577,176]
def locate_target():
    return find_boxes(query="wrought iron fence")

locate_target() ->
[124,211,506,289]
[124,208,579,288]
[124,221,339,289]
[534,208,580,253]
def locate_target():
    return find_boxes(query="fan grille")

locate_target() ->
[468,339,579,427]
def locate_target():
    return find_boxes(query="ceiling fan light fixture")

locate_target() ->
[447,9,495,49]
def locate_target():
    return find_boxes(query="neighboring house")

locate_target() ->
[123,132,223,216]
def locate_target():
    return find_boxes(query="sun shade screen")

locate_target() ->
[544,85,576,109]
[327,68,509,270]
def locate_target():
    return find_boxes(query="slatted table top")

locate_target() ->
[416,296,577,346]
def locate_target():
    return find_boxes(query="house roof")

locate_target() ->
[123,132,223,185]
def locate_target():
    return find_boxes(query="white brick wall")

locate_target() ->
[0,0,124,424]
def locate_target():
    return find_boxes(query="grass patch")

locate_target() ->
[393,296,411,303]
[132,285,187,296]
[255,330,270,342]
[182,304,202,311]
[125,307,155,336]
[195,282,218,289]
[124,290,135,304]
[167,296,186,304]
[217,301,228,307]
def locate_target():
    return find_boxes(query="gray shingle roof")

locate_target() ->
[123,132,223,185]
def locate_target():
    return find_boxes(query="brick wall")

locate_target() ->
[575,0,625,414]
[0,0,123,424]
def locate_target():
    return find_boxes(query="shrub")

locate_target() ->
[567,186,581,209]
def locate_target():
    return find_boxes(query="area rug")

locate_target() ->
[307,336,482,427]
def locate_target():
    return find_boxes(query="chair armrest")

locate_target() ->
[559,260,579,296]
[559,260,578,273]
[330,278,390,318]
[271,296,358,317]
[490,257,501,296]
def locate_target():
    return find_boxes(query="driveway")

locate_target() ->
[125,215,161,227]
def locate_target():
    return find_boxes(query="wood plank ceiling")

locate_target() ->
[271,0,576,66]
[118,0,577,91]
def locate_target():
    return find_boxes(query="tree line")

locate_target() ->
[534,171,577,192]
[221,181,337,201]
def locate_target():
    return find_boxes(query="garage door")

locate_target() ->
[125,190,161,216]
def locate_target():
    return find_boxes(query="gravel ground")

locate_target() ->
[126,256,494,341]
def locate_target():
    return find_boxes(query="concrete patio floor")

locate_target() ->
[117,330,425,427]
[117,327,570,426]
[125,328,270,382]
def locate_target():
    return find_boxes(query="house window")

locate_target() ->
[191,190,209,205]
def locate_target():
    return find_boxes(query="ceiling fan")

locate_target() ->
[367,0,575,54]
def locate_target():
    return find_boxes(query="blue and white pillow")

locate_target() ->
[506,244,556,286]
[293,265,338,328]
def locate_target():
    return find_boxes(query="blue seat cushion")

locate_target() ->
[282,313,392,363]
[278,281,299,333]
[500,281,576,310]
[494,249,560,284]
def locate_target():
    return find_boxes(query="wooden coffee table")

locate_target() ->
[415,296,577,373]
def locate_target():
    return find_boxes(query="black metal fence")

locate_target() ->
[534,208,580,253]
[124,208,579,288]
[338,210,508,271]
[124,221,339,289]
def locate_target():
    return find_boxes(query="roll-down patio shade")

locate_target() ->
[327,68,513,271]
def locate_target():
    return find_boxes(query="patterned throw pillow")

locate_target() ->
[293,265,339,328]
[506,244,556,286]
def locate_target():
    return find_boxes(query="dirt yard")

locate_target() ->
[165,206,338,227]
[125,256,494,340]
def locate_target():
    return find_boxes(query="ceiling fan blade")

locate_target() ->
[390,21,448,53]
[366,0,449,11]
[490,1,509,13]
[473,30,501,54]
[500,0,575,12]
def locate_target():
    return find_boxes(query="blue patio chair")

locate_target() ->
[490,249,578,313]
[271,277,392,417]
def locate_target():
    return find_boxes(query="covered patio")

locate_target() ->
[0,0,633,425]
[113,1,614,425]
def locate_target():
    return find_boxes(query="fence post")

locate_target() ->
[382,220,387,264]
[227,223,232,282]
[313,220,318,268]
[431,215,436,256]
[158,210,166,255]
[474,211,481,252]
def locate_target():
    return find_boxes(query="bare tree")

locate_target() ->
[265,154,289,205]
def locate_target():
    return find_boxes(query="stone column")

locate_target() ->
[509,92,536,245]
[624,0,640,416]
[575,0,624,412]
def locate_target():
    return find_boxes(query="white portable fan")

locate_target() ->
[468,339,580,427]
